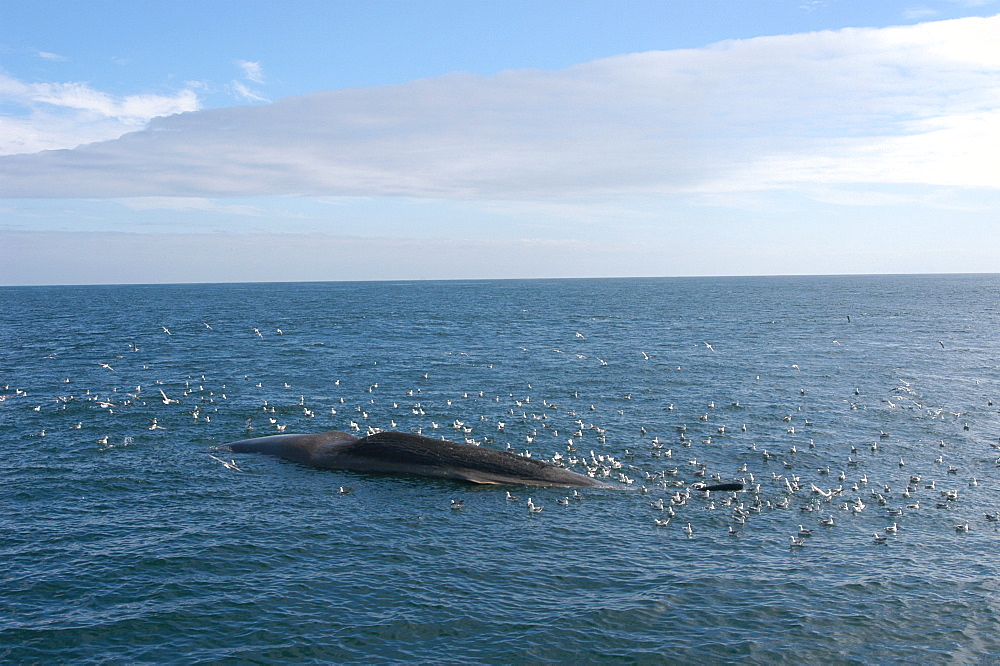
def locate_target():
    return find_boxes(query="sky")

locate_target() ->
[1,0,999,285]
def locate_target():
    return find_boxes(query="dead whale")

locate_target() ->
[225,429,606,488]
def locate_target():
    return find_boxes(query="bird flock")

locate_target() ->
[3,307,998,551]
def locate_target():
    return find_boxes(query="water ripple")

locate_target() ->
[3,276,1000,662]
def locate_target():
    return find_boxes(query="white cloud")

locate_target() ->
[5,220,998,286]
[237,60,265,84]
[230,60,268,101]
[229,80,269,103]
[2,14,998,200]
[0,73,197,121]
[0,72,200,155]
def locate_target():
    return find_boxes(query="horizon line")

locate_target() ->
[2,271,995,289]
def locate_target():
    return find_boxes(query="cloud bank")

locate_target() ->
[12,224,991,286]
[2,15,998,200]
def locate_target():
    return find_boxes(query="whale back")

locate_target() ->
[227,430,359,465]
[328,432,602,487]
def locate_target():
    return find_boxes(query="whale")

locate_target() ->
[224,429,606,488]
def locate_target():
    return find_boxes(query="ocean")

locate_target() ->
[2,275,999,663]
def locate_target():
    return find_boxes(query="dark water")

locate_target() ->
[2,275,1000,663]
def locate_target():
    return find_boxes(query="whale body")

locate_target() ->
[225,429,605,488]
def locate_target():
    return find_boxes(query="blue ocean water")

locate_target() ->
[2,275,1000,663]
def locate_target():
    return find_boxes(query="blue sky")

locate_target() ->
[2,0,999,285]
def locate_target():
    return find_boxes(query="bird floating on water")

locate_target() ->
[209,454,242,472]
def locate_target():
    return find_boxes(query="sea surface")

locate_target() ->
[2,275,1000,664]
